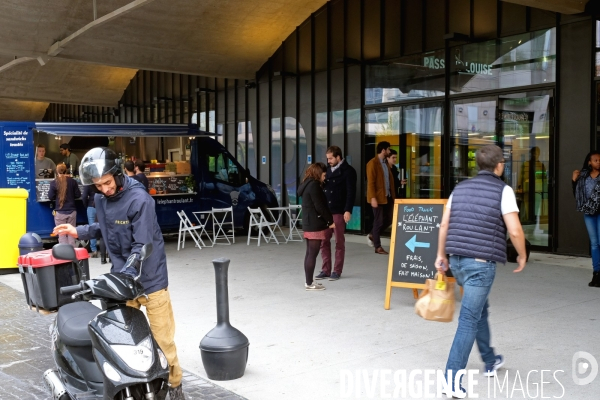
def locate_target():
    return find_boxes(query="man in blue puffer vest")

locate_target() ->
[53,147,187,400]
[435,144,527,398]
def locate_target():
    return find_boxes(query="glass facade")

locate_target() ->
[43,0,573,248]
[366,50,445,104]
[451,29,556,94]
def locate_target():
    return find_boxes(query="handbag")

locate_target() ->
[415,273,455,322]
[580,183,600,214]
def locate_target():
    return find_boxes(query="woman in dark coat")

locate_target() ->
[297,162,335,291]
[48,163,81,246]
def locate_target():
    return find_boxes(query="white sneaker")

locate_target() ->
[442,386,467,399]
[305,282,325,291]
[367,234,374,247]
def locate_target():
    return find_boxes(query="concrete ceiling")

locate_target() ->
[0,0,591,121]
[0,0,326,120]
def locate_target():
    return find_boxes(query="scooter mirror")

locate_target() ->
[52,244,77,263]
[139,243,153,262]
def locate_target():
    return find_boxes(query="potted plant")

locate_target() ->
[184,175,196,193]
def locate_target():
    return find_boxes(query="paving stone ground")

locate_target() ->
[0,282,245,400]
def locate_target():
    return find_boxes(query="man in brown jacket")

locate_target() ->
[366,141,395,254]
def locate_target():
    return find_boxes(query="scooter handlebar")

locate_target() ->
[60,282,85,295]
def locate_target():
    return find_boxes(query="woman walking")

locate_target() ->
[48,163,81,246]
[573,151,600,287]
[297,162,335,291]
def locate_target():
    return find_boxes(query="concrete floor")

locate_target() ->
[2,234,599,399]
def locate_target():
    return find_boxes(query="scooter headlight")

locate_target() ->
[103,362,121,382]
[111,336,154,372]
[158,348,168,370]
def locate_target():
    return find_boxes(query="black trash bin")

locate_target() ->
[18,232,44,256]
[18,248,90,311]
[17,233,45,307]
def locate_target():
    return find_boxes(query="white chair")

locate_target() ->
[247,207,279,246]
[288,204,303,241]
[177,210,207,250]
[192,211,215,247]
[212,206,235,245]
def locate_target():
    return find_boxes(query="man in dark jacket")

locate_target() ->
[134,159,150,191]
[435,145,527,398]
[53,147,187,400]
[314,146,357,281]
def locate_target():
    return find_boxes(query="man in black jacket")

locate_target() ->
[53,147,187,400]
[314,146,357,281]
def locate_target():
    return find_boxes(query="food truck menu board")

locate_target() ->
[147,174,191,195]
[35,179,85,202]
[1,126,33,189]
[35,174,192,201]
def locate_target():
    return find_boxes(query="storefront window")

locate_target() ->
[247,122,256,177]
[271,118,282,203]
[284,117,298,204]
[365,50,445,105]
[346,108,361,231]
[365,104,442,200]
[316,112,328,164]
[451,28,556,94]
[237,122,246,168]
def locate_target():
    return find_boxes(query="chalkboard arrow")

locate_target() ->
[405,234,430,253]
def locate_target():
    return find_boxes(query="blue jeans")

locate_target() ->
[86,207,97,252]
[583,214,600,272]
[446,256,497,386]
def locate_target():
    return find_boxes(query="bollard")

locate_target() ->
[199,258,249,380]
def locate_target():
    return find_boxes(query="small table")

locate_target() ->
[287,205,303,241]
[192,211,215,247]
[212,207,235,245]
[266,206,291,243]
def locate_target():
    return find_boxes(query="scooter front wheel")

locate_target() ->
[114,380,167,400]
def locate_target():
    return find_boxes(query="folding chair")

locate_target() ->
[288,204,303,241]
[212,206,235,245]
[192,211,215,247]
[176,210,207,250]
[246,207,279,246]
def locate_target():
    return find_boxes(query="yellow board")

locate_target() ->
[384,198,450,310]
[0,189,28,269]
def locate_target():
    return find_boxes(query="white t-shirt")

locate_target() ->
[447,186,519,215]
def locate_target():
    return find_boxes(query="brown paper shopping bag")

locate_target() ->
[415,273,455,322]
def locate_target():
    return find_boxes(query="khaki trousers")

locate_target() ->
[127,288,183,387]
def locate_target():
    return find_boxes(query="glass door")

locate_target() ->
[450,91,553,248]
[499,91,553,247]
[449,97,498,189]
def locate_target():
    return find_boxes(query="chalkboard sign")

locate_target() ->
[384,199,448,310]
[1,126,32,190]
[147,175,190,195]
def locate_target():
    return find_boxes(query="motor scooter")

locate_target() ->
[43,243,170,400]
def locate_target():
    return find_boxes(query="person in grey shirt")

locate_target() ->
[59,143,80,176]
[35,144,56,178]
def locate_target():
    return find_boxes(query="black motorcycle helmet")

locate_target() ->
[79,147,124,193]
